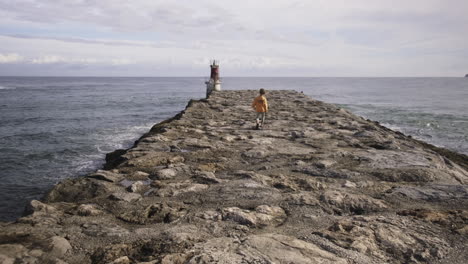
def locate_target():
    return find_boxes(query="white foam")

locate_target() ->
[0,85,15,90]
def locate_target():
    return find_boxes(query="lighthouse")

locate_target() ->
[205,60,221,97]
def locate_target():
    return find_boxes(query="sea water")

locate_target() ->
[0,77,467,221]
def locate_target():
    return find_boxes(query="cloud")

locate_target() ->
[0,0,467,76]
[0,53,23,63]
[31,55,99,64]
[31,55,66,64]
[0,0,240,34]
[111,58,134,65]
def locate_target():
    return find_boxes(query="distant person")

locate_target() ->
[251,88,269,130]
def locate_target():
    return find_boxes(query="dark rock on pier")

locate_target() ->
[1,90,467,263]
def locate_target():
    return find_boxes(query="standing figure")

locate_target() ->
[251,88,269,130]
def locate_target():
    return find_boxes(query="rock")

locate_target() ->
[193,171,221,184]
[343,180,357,188]
[321,190,387,214]
[160,254,187,264]
[19,200,59,225]
[198,210,222,221]
[77,204,102,216]
[0,254,14,264]
[109,192,142,202]
[294,160,307,166]
[155,182,209,197]
[82,223,129,237]
[87,170,123,183]
[0,244,27,259]
[315,159,336,169]
[127,181,148,193]
[287,192,319,206]
[48,236,71,257]
[117,202,186,224]
[105,149,128,169]
[110,256,131,264]
[318,216,450,263]
[129,171,150,180]
[186,234,347,263]
[222,205,286,227]
[91,244,133,264]
[295,167,350,179]
[23,199,57,216]
[389,184,468,201]
[52,259,69,264]
[44,177,112,203]
[3,90,468,264]
[154,168,177,179]
[222,135,236,142]
[242,149,267,159]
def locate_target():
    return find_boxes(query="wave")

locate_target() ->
[0,85,14,90]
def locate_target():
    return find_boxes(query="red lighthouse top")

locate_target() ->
[210,60,220,81]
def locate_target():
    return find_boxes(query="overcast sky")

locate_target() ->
[0,0,467,76]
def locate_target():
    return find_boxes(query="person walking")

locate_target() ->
[251,88,268,130]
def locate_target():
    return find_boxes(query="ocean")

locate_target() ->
[0,77,467,221]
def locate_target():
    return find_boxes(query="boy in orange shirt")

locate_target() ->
[251,88,269,130]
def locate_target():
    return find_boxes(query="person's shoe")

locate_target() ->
[255,123,260,130]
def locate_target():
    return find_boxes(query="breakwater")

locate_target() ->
[1,90,467,264]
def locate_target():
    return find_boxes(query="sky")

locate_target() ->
[0,0,467,77]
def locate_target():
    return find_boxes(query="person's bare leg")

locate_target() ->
[260,113,266,128]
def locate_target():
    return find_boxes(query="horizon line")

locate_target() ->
[0,75,465,78]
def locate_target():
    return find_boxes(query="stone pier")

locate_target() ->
[1,90,468,264]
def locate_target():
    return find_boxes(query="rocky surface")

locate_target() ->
[1,90,467,263]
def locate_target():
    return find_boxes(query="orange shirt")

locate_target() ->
[252,95,268,113]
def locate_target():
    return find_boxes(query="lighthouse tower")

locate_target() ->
[205,60,221,97]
